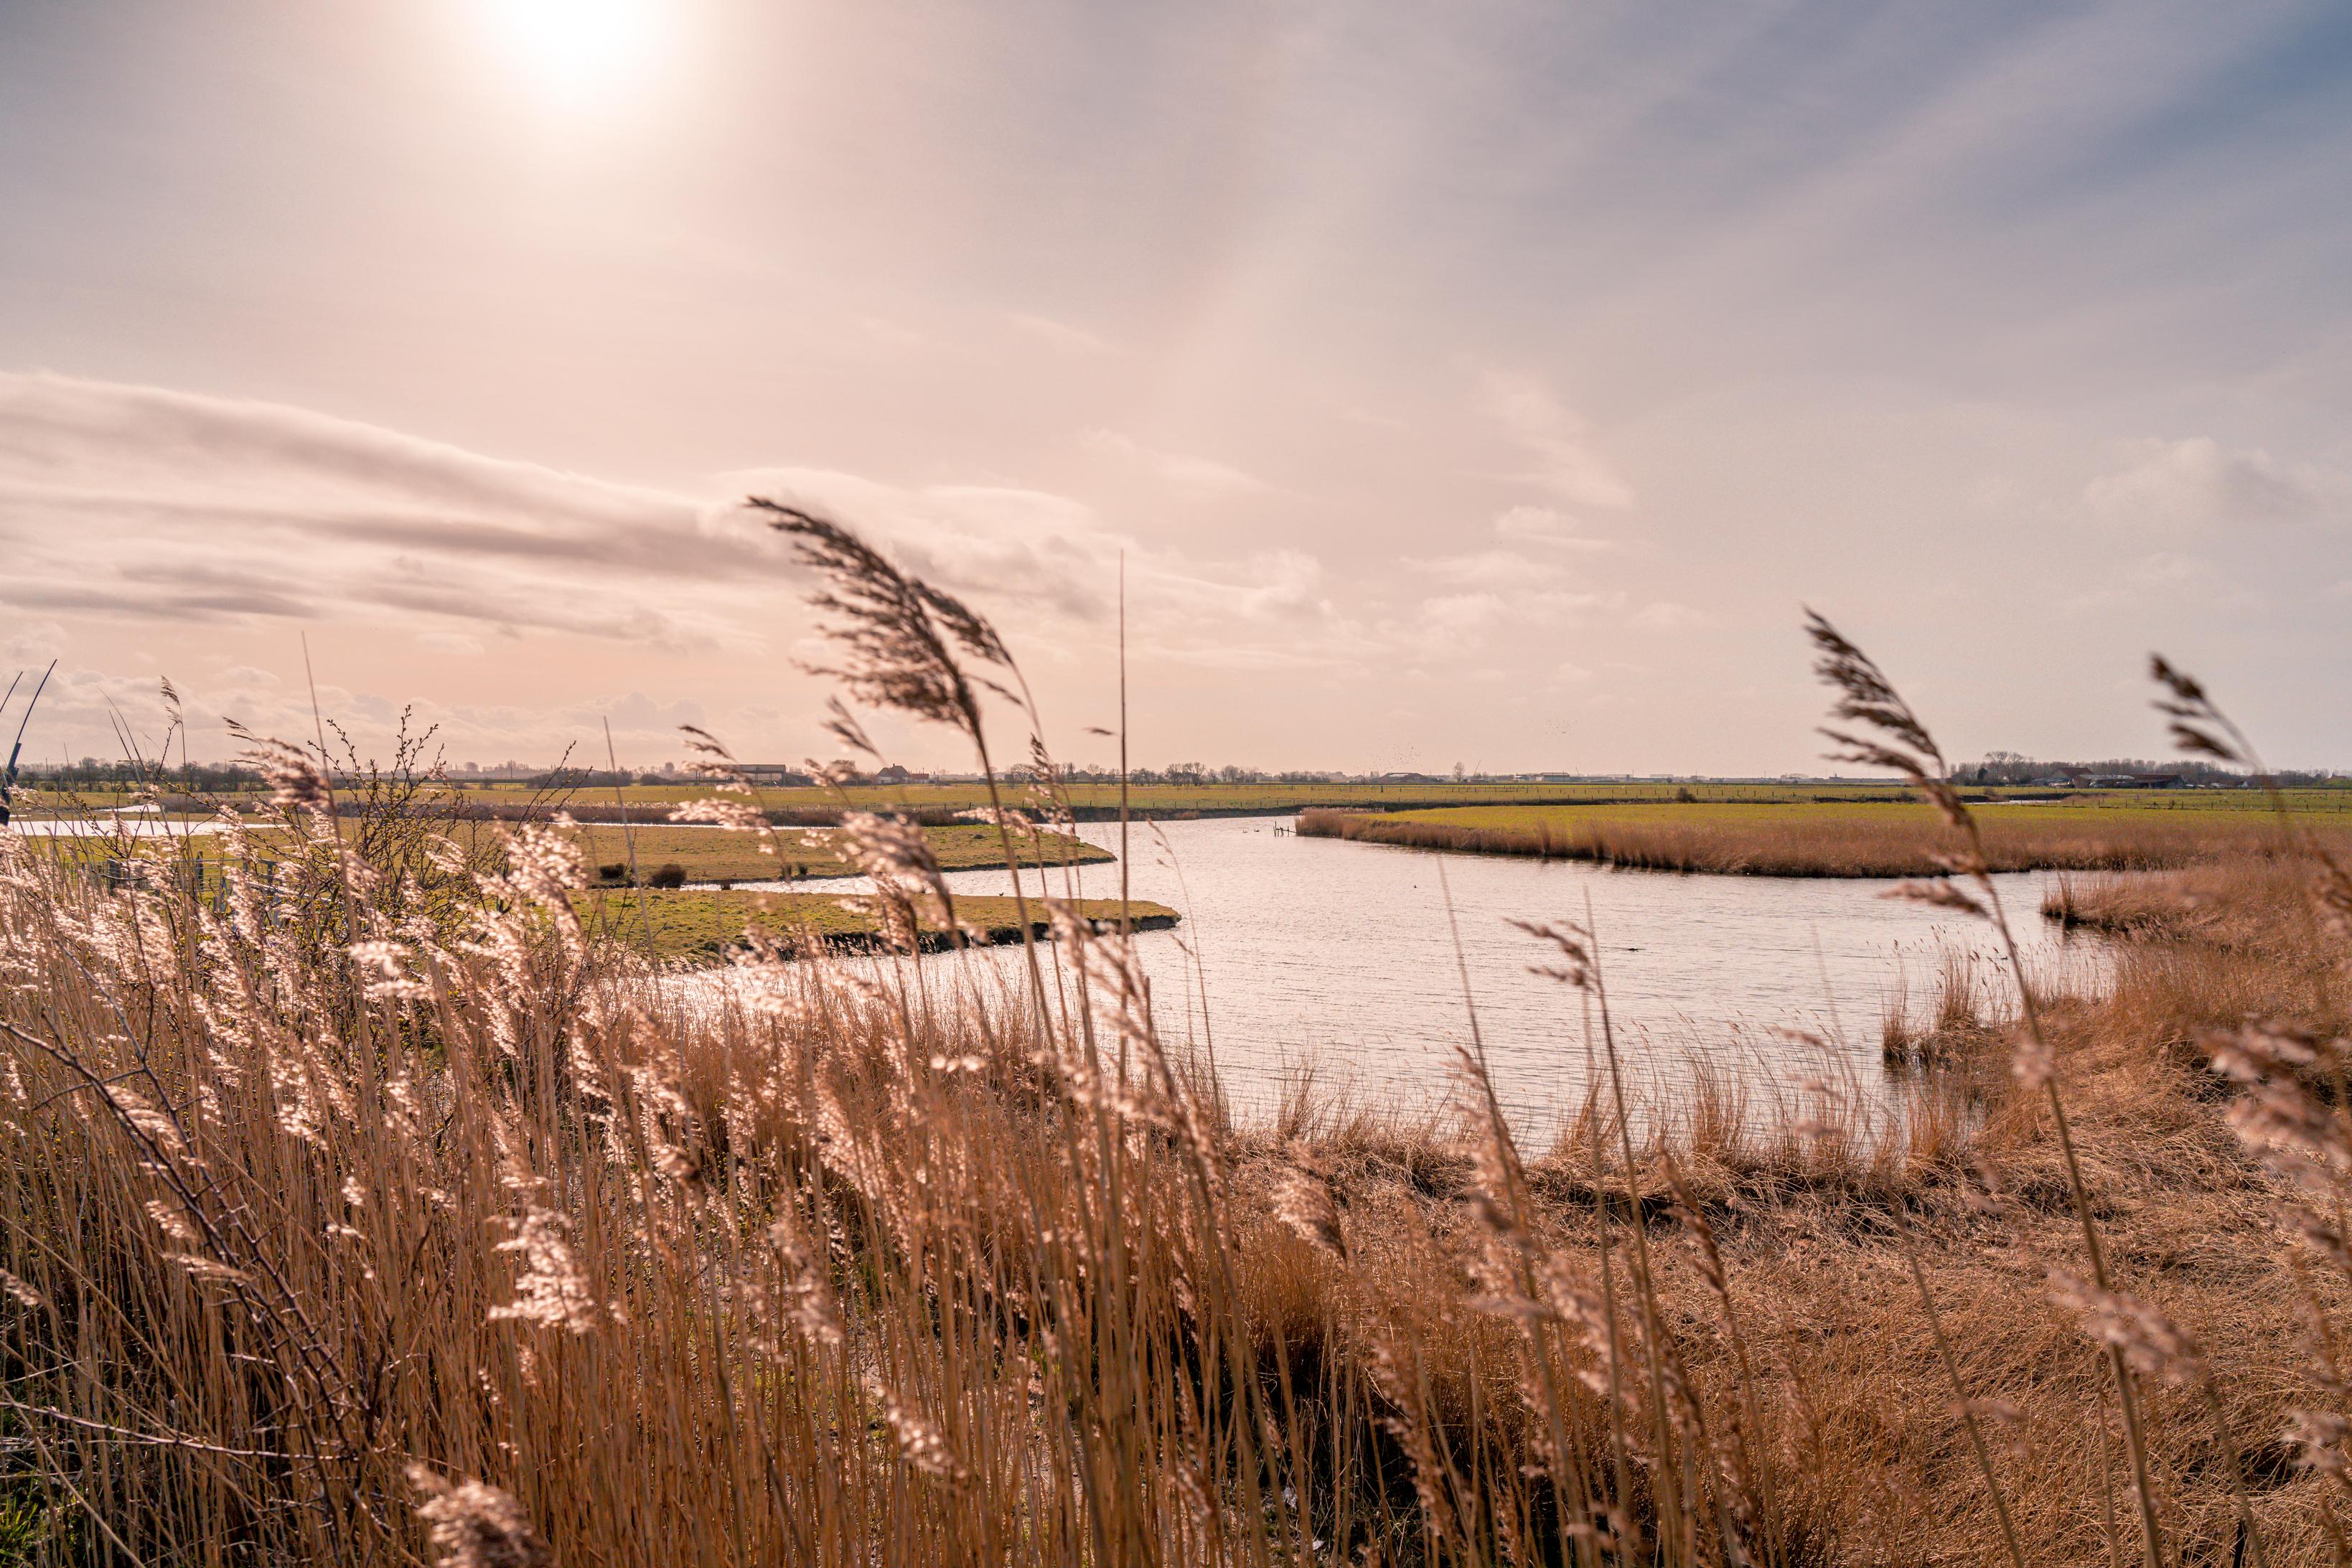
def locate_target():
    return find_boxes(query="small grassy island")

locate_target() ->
[1298,795,2352,876]
[578,885,1179,961]
[568,821,1112,886]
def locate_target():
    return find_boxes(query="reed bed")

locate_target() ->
[1297,802,2341,878]
[1878,944,2010,1072]
[1,518,2349,1565]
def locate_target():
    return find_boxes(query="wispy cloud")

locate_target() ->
[1086,429,1270,497]
[0,374,1392,710]
[1009,314,1113,355]
[2084,436,2352,530]
[1403,548,1573,591]
[1478,372,1634,510]
[0,371,748,647]
[1492,504,1611,550]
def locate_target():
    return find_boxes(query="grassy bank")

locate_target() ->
[567,820,1111,886]
[5,785,2349,1562]
[14,816,1112,916]
[578,884,1177,959]
[1299,798,2352,876]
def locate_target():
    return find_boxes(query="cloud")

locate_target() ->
[1009,314,1112,355]
[0,370,758,647]
[1479,372,1634,509]
[1086,429,1270,496]
[723,466,1118,621]
[0,370,1352,695]
[416,631,486,656]
[1493,504,1609,549]
[723,468,1354,671]
[0,372,1690,761]
[2059,549,2257,613]
[1403,548,1572,591]
[2084,437,2352,530]
[854,316,927,350]
[1397,573,1702,661]
[1411,591,1509,656]
[3,621,67,665]
[1631,601,1705,630]
[0,374,1319,663]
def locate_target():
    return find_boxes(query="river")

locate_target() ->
[729,814,2097,1135]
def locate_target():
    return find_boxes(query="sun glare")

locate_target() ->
[476,0,662,107]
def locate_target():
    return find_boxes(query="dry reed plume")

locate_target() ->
[0,541,2348,1565]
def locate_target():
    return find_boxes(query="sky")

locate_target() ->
[3,0,2351,776]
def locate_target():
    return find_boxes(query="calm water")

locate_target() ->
[737,815,2096,1131]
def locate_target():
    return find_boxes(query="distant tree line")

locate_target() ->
[520,769,673,789]
[1957,750,2344,787]
[26,759,266,791]
[1112,764,1336,786]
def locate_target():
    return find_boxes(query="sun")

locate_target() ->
[475,0,664,108]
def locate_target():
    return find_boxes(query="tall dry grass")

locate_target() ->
[1297,803,2335,878]
[2,525,2351,1564]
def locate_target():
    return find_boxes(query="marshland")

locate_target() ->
[2,510,2348,1568]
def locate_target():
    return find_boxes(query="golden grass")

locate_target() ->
[1301,799,2352,877]
[5,790,2350,1562]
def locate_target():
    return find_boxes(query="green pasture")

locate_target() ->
[15,818,1109,886]
[577,886,1177,962]
[15,776,2347,829]
[568,822,1110,886]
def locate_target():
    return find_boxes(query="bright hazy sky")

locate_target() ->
[4,1,2351,774]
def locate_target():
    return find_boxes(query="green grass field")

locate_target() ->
[17,819,1109,888]
[19,777,2351,822]
[569,822,1110,885]
[576,886,1177,961]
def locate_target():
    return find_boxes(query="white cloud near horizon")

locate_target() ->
[0,372,1428,756]
[2084,436,2352,531]
[0,374,1367,672]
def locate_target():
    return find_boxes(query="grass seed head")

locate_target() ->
[408,1466,553,1568]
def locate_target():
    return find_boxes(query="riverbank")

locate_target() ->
[1299,799,2349,876]
[1,819,2340,1562]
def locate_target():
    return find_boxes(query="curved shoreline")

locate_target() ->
[1295,803,2334,878]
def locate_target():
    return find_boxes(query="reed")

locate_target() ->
[1,527,2347,1564]
[1881,945,2009,1071]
